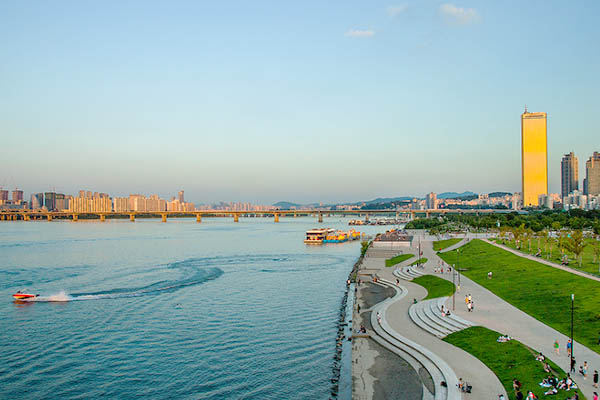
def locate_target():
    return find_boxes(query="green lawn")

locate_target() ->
[412,275,455,300]
[445,326,584,400]
[493,237,600,276]
[433,238,462,251]
[439,239,600,354]
[410,257,428,266]
[385,253,414,267]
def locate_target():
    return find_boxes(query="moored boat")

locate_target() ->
[304,228,332,244]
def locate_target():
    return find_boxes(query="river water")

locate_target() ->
[0,217,389,399]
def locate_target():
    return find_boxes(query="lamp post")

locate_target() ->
[570,293,574,372]
[457,248,461,287]
[452,264,456,311]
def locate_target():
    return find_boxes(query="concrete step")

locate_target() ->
[424,301,468,332]
[372,280,461,400]
[435,298,476,329]
[427,300,470,331]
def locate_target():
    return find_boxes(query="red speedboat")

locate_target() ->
[12,291,38,300]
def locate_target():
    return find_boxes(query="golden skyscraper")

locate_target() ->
[521,109,548,207]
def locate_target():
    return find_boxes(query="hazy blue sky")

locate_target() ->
[2,1,599,203]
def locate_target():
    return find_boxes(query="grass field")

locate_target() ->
[439,239,600,354]
[412,275,455,300]
[410,257,428,266]
[445,326,584,400]
[433,238,462,251]
[493,237,600,276]
[385,254,414,267]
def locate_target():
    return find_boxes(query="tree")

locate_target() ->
[551,221,562,232]
[539,229,549,257]
[591,236,600,274]
[563,230,587,267]
[512,224,526,249]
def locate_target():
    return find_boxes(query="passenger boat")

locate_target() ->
[304,228,333,244]
[323,231,349,243]
[12,291,38,300]
[305,228,362,244]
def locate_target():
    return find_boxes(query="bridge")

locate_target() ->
[0,208,518,223]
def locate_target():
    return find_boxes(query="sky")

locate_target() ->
[1,1,599,204]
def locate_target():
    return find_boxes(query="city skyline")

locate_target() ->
[2,1,600,203]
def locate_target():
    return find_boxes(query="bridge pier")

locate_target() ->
[47,214,52,222]
[233,214,239,223]
[318,212,323,223]
[100,214,106,222]
[365,214,370,223]
[161,214,167,223]
[73,214,78,222]
[130,214,135,222]
[274,213,279,223]
[196,214,202,223]
[426,211,431,218]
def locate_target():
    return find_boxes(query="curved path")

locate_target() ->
[420,232,600,399]
[359,246,507,399]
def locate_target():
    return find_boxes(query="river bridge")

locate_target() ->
[0,208,518,223]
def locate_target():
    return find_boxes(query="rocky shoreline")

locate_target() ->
[330,252,365,398]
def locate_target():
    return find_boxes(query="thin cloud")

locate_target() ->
[345,29,375,38]
[387,5,409,17]
[439,3,480,24]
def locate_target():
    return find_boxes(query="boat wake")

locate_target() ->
[28,259,224,302]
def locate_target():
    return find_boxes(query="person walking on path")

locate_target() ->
[593,370,598,388]
[567,339,572,358]
[582,361,588,379]
[554,339,560,355]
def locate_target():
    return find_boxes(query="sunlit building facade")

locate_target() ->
[521,110,548,207]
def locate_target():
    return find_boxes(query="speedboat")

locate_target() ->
[12,291,38,300]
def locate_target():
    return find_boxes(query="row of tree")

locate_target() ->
[498,225,600,270]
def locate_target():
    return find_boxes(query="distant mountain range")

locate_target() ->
[437,191,476,199]
[273,190,513,209]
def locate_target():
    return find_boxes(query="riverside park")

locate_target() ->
[352,211,600,400]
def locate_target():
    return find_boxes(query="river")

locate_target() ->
[0,217,391,399]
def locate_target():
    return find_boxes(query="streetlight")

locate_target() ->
[570,293,574,372]
[452,264,455,311]
[457,248,461,287]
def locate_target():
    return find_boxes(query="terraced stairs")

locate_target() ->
[369,278,461,400]
[394,266,426,281]
[408,297,476,339]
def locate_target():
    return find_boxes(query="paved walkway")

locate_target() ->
[360,246,506,399]
[484,239,600,283]
[419,232,600,399]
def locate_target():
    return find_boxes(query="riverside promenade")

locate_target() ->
[419,231,600,399]
[352,243,506,399]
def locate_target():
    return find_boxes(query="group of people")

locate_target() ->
[434,260,452,274]
[465,294,474,312]
[510,379,542,400]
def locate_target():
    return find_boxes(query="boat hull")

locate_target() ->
[12,294,36,300]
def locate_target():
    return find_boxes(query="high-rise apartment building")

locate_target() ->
[521,109,548,207]
[0,189,8,204]
[30,193,44,209]
[561,152,578,200]
[12,189,24,203]
[425,192,437,209]
[44,192,57,211]
[585,151,600,196]
[178,190,184,203]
